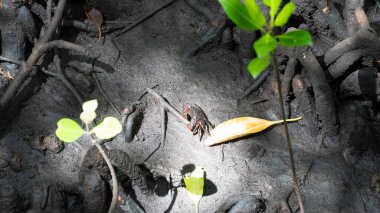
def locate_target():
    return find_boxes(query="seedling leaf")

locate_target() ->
[90,117,122,140]
[246,0,266,27]
[56,118,85,143]
[263,0,271,6]
[248,55,270,78]
[184,167,205,206]
[268,0,282,21]
[276,30,313,47]
[254,34,278,57]
[274,2,295,26]
[80,111,97,125]
[218,0,262,31]
[82,99,98,112]
[205,117,302,146]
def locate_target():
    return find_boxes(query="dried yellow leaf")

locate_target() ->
[6,71,14,80]
[205,117,302,146]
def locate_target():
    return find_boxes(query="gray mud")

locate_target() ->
[0,0,379,212]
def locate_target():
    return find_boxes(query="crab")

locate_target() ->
[182,104,215,140]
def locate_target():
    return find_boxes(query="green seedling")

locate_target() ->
[55,99,122,213]
[218,1,313,212]
[183,167,205,213]
[219,0,312,78]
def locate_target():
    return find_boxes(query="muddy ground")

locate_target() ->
[0,0,380,212]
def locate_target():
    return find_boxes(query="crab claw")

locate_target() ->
[186,123,194,131]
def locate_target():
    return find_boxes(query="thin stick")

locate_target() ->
[271,54,304,213]
[0,56,21,65]
[94,142,118,213]
[47,0,52,25]
[40,0,67,43]
[146,88,189,124]
[142,88,189,162]
[92,72,121,115]
[115,0,179,37]
[161,107,167,147]
[0,40,86,108]
[43,54,84,105]
[86,122,118,213]
[240,69,270,100]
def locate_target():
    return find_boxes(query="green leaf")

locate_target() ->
[82,99,98,112]
[276,30,313,47]
[80,111,97,125]
[245,0,266,27]
[248,55,270,78]
[218,0,262,31]
[90,117,122,140]
[263,0,271,6]
[268,0,282,21]
[253,33,278,57]
[184,167,205,205]
[56,118,85,143]
[274,2,295,26]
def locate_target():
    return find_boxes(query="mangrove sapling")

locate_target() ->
[218,0,314,212]
[55,99,122,213]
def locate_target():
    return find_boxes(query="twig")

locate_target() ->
[104,20,134,24]
[146,88,189,124]
[92,72,121,115]
[0,39,86,108]
[45,54,84,104]
[271,54,304,213]
[141,88,189,162]
[161,107,167,147]
[94,142,118,213]
[0,56,21,65]
[47,0,52,25]
[0,0,97,109]
[85,121,118,213]
[40,0,67,43]
[115,0,179,37]
[239,69,270,100]
[276,133,325,212]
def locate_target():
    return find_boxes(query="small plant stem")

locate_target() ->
[271,54,304,213]
[93,142,118,213]
[86,125,118,213]
[195,204,199,213]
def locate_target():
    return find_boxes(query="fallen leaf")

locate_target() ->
[83,4,103,42]
[6,71,14,80]
[205,117,302,146]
